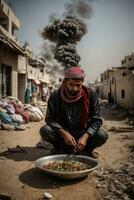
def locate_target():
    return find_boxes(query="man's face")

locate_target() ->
[66,79,83,96]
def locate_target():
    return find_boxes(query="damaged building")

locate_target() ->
[0,0,27,99]
[0,0,50,102]
[97,53,134,110]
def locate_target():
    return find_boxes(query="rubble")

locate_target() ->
[43,192,53,199]
[95,163,134,200]
[108,126,134,133]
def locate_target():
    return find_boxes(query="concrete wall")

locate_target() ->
[115,74,134,109]
[99,81,110,99]
[98,74,134,109]
[0,0,20,29]
[18,55,27,74]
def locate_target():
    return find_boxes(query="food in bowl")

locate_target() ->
[43,160,89,171]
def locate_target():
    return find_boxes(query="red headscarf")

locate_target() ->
[65,66,85,79]
[60,67,89,129]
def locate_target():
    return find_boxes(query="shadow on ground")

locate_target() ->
[19,167,87,189]
[0,146,51,161]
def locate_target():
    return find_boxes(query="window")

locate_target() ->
[122,72,126,76]
[121,89,125,98]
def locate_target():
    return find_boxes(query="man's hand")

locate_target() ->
[58,129,76,146]
[75,133,89,152]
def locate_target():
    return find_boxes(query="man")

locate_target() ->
[39,67,108,157]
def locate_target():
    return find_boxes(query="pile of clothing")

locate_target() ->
[0,97,44,131]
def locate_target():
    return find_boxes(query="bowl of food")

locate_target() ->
[34,154,99,179]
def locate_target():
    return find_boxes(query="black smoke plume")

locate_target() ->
[41,0,92,72]
[42,16,87,68]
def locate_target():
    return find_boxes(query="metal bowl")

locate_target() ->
[34,154,99,179]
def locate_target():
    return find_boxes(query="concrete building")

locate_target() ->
[97,53,134,109]
[0,0,50,102]
[0,0,27,99]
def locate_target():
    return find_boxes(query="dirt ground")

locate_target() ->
[0,105,134,200]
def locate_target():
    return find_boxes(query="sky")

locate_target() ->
[9,0,134,83]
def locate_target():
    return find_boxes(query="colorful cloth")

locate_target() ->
[25,86,31,104]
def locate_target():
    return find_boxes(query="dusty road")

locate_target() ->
[0,105,134,200]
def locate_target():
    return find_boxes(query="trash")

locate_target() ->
[43,192,53,199]
[1,123,15,131]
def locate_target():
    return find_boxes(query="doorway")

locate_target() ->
[0,64,12,97]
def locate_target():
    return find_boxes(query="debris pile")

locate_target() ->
[0,97,44,131]
[95,163,134,200]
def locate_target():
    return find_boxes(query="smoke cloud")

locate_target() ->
[41,0,92,75]
[63,0,92,19]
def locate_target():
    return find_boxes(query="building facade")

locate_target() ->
[97,53,134,109]
[0,0,50,102]
[0,0,27,99]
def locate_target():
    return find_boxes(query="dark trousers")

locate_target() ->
[39,124,108,154]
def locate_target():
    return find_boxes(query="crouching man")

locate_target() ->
[39,67,108,158]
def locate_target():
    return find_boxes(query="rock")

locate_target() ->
[96,184,101,188]
[115,169,121,174]
[102,184,107,189]
[103,196,111,200]
[126,181,134,195]
[79,189,84,192]
[108,185,116,192]
[122,195,130,200]
[43,192,53,199]
[115,190,123,196]
[96,163,134,200]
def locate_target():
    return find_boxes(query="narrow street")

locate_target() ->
[0,1,134,200]
[0,105,134,200]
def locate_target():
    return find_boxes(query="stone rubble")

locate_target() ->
[95,163,134,200]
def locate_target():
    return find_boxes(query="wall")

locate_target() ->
[18,55,27,74]
[99,81,110,99]
[115,74,134,109]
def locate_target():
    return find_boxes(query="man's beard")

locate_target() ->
[67,88,79,96]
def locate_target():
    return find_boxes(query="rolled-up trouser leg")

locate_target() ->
[84,128,108,154]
